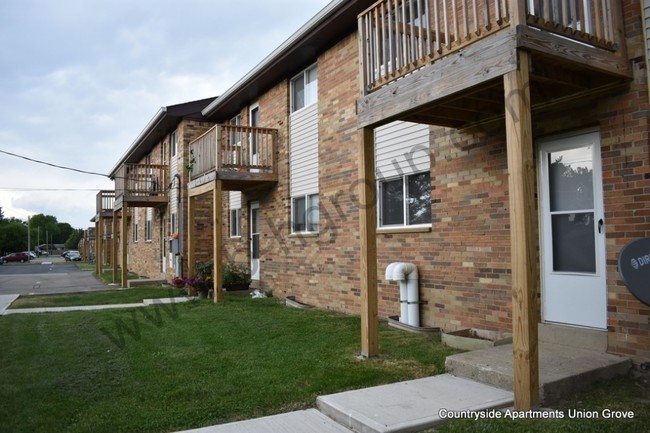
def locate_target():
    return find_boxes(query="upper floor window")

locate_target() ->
[379,171,431,227]
[170,130,177,158]
[291,65,317,112]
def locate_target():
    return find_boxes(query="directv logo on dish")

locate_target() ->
[631,253,650,270]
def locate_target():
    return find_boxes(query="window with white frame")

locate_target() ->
[229,191,241,237]
[292,193,319,233]
[379,172,431,227]
[170,130,177,158]
[291,64,317,112]
[145,208,153,241]
[133,208,139,242]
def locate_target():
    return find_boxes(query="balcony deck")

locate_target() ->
[95,190,115,218]
[357,0,631,128]
[114,164,168,210]
[187,124,278,194]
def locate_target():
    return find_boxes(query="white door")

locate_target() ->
[538,130,607,329]
[250,201,260,281]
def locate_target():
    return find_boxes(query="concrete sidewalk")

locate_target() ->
[174,375,513,433]
[0,294,19,315]
[0,295,193,315]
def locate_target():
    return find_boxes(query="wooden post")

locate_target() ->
[95,218,102,276]
[187,194,196,279]
[504,49,539,410]
[112,211,119,284]
[213,180,224,303]
[121,203,128,288]
[359,127,378,357]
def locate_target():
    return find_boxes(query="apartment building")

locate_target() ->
[103,98,215,285]
[100,0,649,409]
[186,0,648,374]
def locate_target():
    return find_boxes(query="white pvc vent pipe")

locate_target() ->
[385,262,419,327]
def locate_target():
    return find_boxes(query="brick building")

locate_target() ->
[103,0,649,392]
[104,98,215,284]
[184,0,649,375]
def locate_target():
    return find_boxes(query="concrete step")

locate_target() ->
[317,374,513,433]
[445,343,631,404]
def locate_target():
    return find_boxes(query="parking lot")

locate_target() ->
[0,257,109,295]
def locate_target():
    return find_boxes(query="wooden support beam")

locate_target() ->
[112,212,118,284]
[213,180,224,303]
[95,219,101,276]
[359,127,378,357]
[504,50,539,410]
[121,203,128,288]
[187,193,196,279]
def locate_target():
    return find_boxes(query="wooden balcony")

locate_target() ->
[357,0,631,128]
[95,190,115,218]
[188,124,278,192]
[114,163,168,209]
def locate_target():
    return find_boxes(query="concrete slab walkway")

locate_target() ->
[175,409,354,433]
[0,296,194,315]
[317,374,513,433]
[0,294,19,315]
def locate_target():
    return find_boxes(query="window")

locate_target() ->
[291,65,317,112]
[229,191,241,237]
[170,130,177,158]
[230,209,241,237]
[379,172,431,227]
[229,114,242,147]
[133,208,139,242]
[145,209,153,241]
[292,194,319,233]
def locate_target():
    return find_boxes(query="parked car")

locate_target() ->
[26,251,37,259]
[64,251,81,261]
[37,250,49,256]
[0,252,31,264]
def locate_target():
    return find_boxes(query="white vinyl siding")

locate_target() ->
[642,0,650,100]
[290,103,319,198]
[375,121,430,179]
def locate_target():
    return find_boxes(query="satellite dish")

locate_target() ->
[618,238,650,306]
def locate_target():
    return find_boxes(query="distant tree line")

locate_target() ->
[0,207,82,254]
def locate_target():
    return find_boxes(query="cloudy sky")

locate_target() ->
[0,0,331,229]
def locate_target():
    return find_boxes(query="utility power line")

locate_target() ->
[0,148,109,177]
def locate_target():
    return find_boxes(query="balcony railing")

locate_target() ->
[95,190,115,215]
[359,0,620,93]
[189,124,277,181]
[114,164,167,199]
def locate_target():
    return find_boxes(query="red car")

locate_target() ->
[0,252,31,264]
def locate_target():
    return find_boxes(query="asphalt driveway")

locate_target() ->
[0,257,109,295]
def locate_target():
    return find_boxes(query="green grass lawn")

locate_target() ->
[10,287,188,309]
[0,296,459,433]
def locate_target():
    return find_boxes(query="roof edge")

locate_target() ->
[108,107,167,178]
[201,0,347,118]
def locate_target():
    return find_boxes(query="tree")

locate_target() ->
[0,206,4,222]
[64,229,84,250]
[29,214,60,248]
[0,218,28,254]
